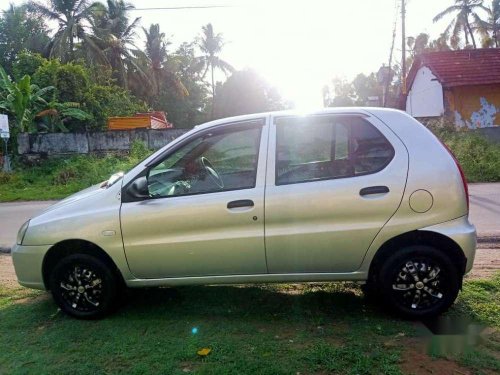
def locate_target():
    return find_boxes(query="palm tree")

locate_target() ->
[27,0,103,61]
[197,23,234,118]
[91,0,145,88]
[143,24,168,94]
[141,24,188,97]
[474,0,500,47]
[433,0,485,49]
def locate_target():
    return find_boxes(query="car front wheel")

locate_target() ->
[49,254,119,319]
[378,245,461,319]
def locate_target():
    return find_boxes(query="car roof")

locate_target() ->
[194,107,406,131]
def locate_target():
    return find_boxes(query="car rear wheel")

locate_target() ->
[378,245,460,319]
[49,254,119,319]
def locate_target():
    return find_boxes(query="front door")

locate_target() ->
[121,118,269,279]
[264,113,408,273]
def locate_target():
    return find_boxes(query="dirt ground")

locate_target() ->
[1,245,498,288]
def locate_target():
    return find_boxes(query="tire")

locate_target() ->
[49,254,120,319]
[378,245,461,319]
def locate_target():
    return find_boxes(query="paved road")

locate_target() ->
[0,183,498,249]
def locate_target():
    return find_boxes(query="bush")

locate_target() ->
[83,85,148,131]
[427,120,500,183]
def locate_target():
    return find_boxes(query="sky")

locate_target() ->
[0,0,467,108]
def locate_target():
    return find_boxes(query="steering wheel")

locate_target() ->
[200,157,224,189]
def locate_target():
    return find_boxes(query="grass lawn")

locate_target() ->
[0,273,498,374]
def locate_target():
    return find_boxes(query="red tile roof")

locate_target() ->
[407,48,500,89]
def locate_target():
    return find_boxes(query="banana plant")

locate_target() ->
[0,65,54,133]
[36,101,92,132]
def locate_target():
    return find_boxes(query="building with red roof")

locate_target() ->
[405,48,500,128]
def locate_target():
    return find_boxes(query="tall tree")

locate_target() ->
[214,69,287,119]
[27,0,102,61]
[433,0,485,49]
[0,4,49,75]
[474,0,500,47]
[91,0,145,88]
[197,23,234,119]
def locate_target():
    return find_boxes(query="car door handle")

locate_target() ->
[227,199,254,209]
[359,186,390,196]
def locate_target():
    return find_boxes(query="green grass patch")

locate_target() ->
[0,141,152,202]
[0,276,499,374]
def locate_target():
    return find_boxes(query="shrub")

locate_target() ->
[426,120,500,183]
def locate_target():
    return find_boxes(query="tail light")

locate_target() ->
[438,140,469,211]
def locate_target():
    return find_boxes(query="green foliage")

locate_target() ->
[29,59,145,131]
[0,4,49,75]
[0,65,54,133]
[0,145,153,201]
[428,122,500,182]
[148,43,209,128]
[37,101,93,132]
[214,69,288,119]
[12,51,47,80]
[32,59,89,103]
[84,84,148,131]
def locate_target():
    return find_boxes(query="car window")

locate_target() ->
[275,115,394,185]
[147,121,263,198]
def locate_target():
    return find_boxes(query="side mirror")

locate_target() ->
[127,176,149,199]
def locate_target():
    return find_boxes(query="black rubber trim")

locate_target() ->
[359,185,390,196]
[227,199,254,209]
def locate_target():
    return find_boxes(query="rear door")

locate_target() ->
[264,113,408,273]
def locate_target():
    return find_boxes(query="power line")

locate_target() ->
[0,5,233,13]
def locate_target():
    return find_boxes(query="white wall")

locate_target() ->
[406,66,444,117]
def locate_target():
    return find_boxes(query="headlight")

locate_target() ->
[17,220,30,245]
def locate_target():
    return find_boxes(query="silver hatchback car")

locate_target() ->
[13,108,476,319]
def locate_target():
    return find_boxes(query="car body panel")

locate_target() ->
[120,116,270,278]
[264,112,409,273]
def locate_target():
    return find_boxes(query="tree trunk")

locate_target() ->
[210,62,215,120]
[465,18,477,48]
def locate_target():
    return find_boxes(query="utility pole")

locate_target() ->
[401,0,407,95]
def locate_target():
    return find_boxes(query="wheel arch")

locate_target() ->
[42,239,124,290]
[368,230,467,284]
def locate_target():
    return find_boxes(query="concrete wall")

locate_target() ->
[18,129,189,157]
[445,84,500,129]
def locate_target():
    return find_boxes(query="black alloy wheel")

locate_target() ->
[49,254,119,319]
[379,245,460,319]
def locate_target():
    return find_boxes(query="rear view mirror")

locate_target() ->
[127,176,149,199]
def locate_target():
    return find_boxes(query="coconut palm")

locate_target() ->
[27,0,103,61]
[474,0,500,47]
[91,0,146,88]
[433,0,485,48]
[140,24,188,98]
[197,23,234,118]
[143,23,168,94]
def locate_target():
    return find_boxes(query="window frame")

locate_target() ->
[122,119,265,202]
[273,114,395,186]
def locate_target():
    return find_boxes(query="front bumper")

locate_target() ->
[421,215,477,274]
[11,244,51,290]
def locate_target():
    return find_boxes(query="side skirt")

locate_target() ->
[125,271,368,288]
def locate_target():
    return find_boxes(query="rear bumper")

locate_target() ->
[420,215,477,274]
[11,244,51,290]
